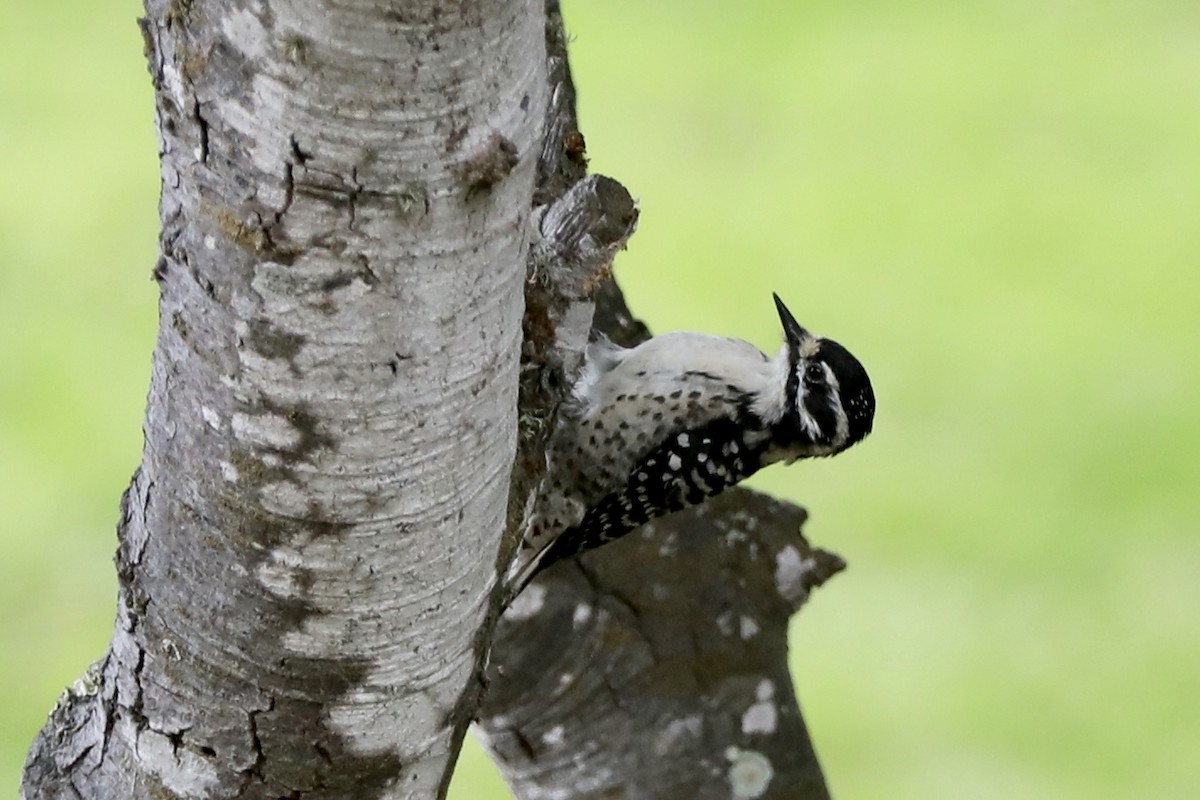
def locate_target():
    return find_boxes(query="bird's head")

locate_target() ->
[772,293,875,457]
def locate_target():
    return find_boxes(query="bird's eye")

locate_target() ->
[805,363,826,384]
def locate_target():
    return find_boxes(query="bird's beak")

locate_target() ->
[773,293,810,348]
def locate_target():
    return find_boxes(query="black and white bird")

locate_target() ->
[505,293,874,597]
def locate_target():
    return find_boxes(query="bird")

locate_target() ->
[504,292,874,599]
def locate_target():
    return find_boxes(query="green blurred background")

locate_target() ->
[3,1,1197,797]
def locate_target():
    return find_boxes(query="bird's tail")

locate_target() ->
[500,539,556,609]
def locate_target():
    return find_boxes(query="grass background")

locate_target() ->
[3,1,1197,797]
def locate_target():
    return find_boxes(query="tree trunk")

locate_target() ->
[22,0,545,797]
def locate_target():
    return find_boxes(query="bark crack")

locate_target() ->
[347,167,362,230]
[129,643,147,734]
[192,96,209,164]
[238,702,269,791]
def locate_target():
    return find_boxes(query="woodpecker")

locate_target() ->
[506,293,874,597]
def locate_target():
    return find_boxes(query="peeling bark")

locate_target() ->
[24,0,545,798]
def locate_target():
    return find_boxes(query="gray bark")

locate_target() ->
[23,1,545,798]
[482,490,842,800]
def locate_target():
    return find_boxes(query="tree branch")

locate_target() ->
[474,4,841,798]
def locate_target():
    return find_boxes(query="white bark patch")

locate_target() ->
[258,480,311,517]
[256,549,307,599]
[135,724,220,799]
[323,274,374,309]
[213,72,287,176]
[739,614,760,640]
[330,686,439,758]
[572,602,593,627]
[219,460,239,482]
[235,349,297,385]
[723,531,747,549]
[741,702,777,736]
[201,405,220,430]
[160,62,187,115]
[66,661,103,699]
[231,411,301,451]
[653,714,703,755]
[541,725,565,747]
[741,679,778,735]
[249,263,304,319]
[774,544,816,604]
[323,650,476,761]
[161,638,181,662]
[725,747,774,799]
[504,583,546,620]
[221,8,269,60]
[282,610,353,655]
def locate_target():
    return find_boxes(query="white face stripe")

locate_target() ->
[792,361,822,438]
[826,366,850,444]
[795,359,850,448]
